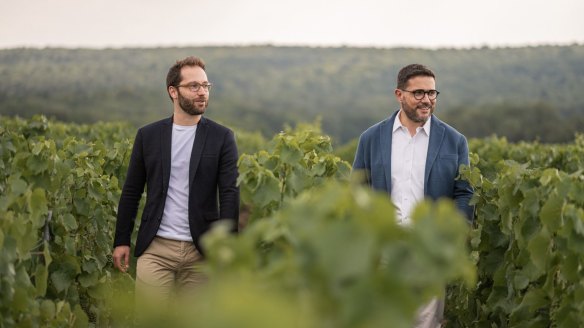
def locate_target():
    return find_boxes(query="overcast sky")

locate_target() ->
[1,0,583,49]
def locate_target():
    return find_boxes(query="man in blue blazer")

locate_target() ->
[353,64,473,222]
[352,64,473,327]
[112,56,239,305]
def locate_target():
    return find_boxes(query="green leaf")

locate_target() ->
[51,270,74,293]
[78,270,99,288]
[82,260,98,273]
[251,173,281,207]
[564,205,584,237]
[527,229,550,272]
[516,211,540,249]
[567,233,584,254]
[287,169,309,194]
[540,192,564,233]
[555,297,581,328]
[72,304,89,328]
[35,264,49,296]
[62,213,78,231]
[87,284,108,300]
[9,175,27,196]
[521,189,541,218]
[559,253,580,283]
[31,141,45,155]
[40,299,56,321]
[512,271,530,291]
[88,180,104,200]
[12,287,30,312]
[26,154,49,174]
[278,143,303,165]
[43,241,52,266]
[539,168,558,186]
[73,197,90,215]
[28,188,48,226]
[311,160,327,176]
[520,288,548,310]
[310,220,374,284]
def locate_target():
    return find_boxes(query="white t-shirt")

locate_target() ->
[157,123,197,241]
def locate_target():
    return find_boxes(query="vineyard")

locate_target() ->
[1,115,583,327]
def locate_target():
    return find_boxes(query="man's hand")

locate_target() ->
[113,245,131,273]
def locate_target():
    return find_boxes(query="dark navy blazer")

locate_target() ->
[352,111,474,222]
[114,116,240,257]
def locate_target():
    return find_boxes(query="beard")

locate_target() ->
[178,91,208,116]
[401,100,434,123]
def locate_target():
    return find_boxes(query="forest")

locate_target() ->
[1,44,583,144]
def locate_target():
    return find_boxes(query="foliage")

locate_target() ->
[447,135,584,327]
[1,45,583,143]
[192,182,475,328]
[237,122,351,223]
[3,115,584,327]
[0,115,133,326]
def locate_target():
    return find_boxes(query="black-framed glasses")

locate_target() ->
[176,82,213,92]
[400,89,439,100]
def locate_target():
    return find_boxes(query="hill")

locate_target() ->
[1,45,583,143]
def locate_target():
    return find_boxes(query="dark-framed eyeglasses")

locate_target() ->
[400,89,439,100]
[175,82,213,92]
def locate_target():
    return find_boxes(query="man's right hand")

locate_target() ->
[113,245,131,273]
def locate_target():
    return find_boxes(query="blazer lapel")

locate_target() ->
[424,116,445,194]
[189,117,208,188]
[161,117,173,192]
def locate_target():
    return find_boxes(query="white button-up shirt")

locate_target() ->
[390,111,431,225]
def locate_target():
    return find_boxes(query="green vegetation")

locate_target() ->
[1,116,584,327]
[237,121,351,222]
[1,45,583,143]
[0,116,132,326]
[448,135,584,326]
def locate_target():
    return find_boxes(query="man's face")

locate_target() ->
[395,75,436,125]
[175,66,209,116]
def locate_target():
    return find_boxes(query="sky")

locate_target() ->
[1,0,583,49]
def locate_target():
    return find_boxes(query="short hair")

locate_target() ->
[166,56,206,101]
[396,64,435,89]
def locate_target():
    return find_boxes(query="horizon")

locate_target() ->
[1,0,583,50]
[1,41,582,51]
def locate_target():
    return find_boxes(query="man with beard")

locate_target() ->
[112,56,239,312]
[352,64,473,327]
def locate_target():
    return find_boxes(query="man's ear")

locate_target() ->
[394,88,403,102]
[168,86,178,100]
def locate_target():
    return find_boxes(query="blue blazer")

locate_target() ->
[352,111,474,222]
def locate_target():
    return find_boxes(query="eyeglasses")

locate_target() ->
[400,89,440,100]
[175,82,213,92]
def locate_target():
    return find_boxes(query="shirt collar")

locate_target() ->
[392,110,432,135]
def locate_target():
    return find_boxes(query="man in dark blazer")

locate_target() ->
[352,64,473,327]
[112,56,239,303]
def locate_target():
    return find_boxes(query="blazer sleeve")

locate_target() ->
[218,129,240,232]
[351,133,372,186]
[454,134,475,223]
[114,129,147,247]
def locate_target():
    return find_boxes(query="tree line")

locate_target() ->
[1,44,583,143]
